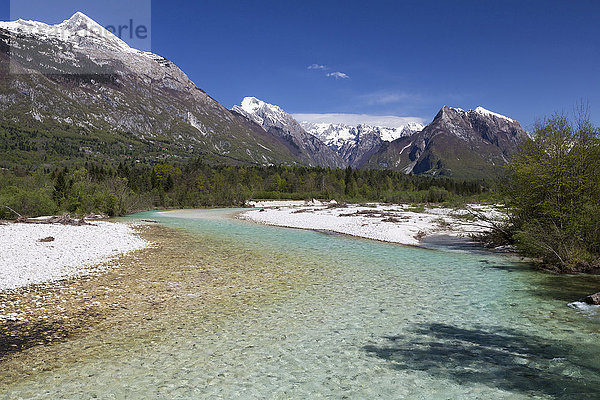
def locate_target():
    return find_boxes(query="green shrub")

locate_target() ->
[0,185,57,218]
[503,109,600,272]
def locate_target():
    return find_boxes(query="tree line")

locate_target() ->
[0,160,489,219]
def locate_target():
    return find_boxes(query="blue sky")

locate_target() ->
[2,0,599,128]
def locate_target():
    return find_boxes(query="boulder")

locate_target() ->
[583,292,600,305]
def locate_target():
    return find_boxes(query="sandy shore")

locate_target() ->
[0,220,148,293]
[240,202,504,246]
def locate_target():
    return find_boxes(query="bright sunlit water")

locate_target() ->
[2,208,600,399]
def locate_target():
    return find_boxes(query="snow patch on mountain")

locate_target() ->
[293,113,425,129]
[0,12,138,55]
[473,106,515,122]
[443,105,515,123]
[300,121,423,149]
[300,123,355,149]
[297,120,423,168]
[232,97,306,134]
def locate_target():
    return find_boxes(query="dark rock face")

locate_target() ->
[583,292,600,305]
[336,126,384,168]
[365,106,529,179]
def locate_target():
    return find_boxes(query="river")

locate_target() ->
[2,208,600,399]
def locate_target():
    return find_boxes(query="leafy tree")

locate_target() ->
[503,108,600,272]
[151,164,182,191]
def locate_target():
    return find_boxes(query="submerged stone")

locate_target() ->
[583,292,600,305]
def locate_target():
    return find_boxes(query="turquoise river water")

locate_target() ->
[2,208,600,399]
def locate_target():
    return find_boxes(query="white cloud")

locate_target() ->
[326,71,350,80]
[292,113,426,128]
[308,64,327,70]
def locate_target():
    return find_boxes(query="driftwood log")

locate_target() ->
[15,214,93,226]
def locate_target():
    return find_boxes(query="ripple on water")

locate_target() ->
[1,209,600,399]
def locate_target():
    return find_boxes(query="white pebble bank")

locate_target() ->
[240,203,502,246]
[0,221,148,291]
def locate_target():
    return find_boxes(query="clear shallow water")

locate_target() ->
[3,209,600,399]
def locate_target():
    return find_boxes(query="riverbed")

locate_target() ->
[1,208,599,399]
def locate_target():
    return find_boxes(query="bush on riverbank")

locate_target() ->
[501,108,600,272]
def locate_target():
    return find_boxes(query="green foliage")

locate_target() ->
[0,120,181,168]
[0,158,488,219]
[0,171,57,218]
[0,186,56,219]
[152,164,182,191]
[503,109,600,272]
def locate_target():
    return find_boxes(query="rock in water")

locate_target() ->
[583,292,600,305]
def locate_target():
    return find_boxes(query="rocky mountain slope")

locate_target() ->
[300,121,423,167]
[365,106,529,179]
[0,13,528,178]
[0,13,299,166]
[231,97,346,168]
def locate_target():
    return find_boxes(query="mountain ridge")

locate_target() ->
[231,97,346,168]
[364,105,529,178]
[0,12,302,166]
[300,121,424,168]
[0,12,528,179]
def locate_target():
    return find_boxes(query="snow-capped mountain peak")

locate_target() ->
[0,11,135,54]
[233,97,304,133]
[366,105,528,177]
[231,97,346,168]
[0,11,188,84]
[235,97,290,126]
[442,105,515,123]
[238,96,263,113]
[301,122,356,148]
[58,11,102,31]
[378,121,424,141]
[300,120,423,148]
[0,14,324,167]
[473,106,515,122]
[299,120,424,168]
[239,96,280,113]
